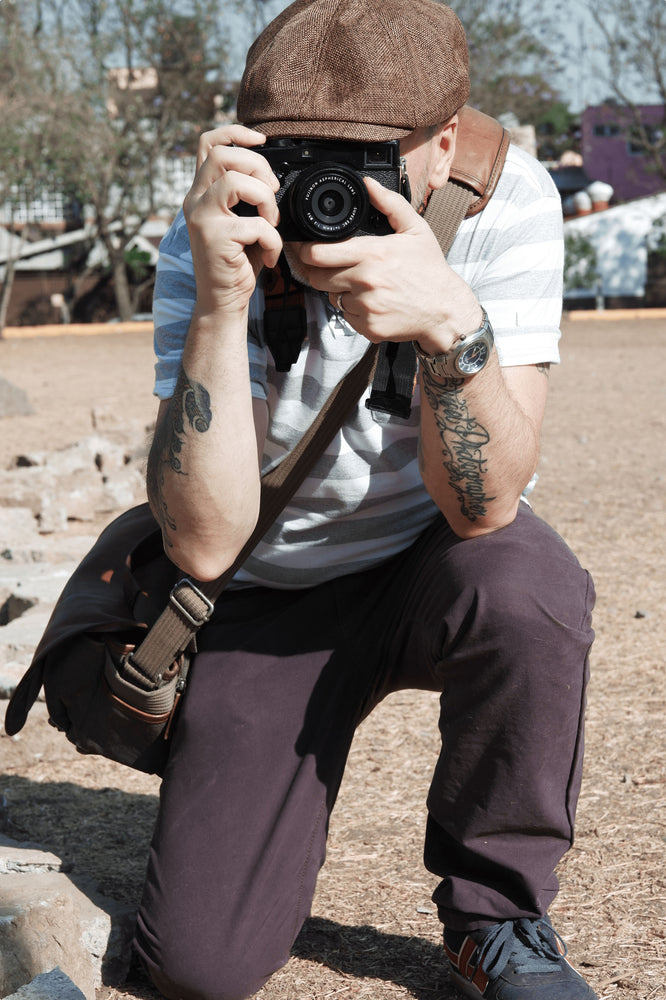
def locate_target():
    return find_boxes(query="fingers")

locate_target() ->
[182,126,284,312]
[185,133,281,259]
[188,145,279,212]
[364,176,426,234]
[195,123,268,171]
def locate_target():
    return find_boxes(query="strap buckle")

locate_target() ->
[169,579,214,628]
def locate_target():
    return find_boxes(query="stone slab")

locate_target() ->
[0,838,135,1000]
[3,967,86,1000]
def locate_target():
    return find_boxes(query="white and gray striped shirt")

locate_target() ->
[153,144,563,589]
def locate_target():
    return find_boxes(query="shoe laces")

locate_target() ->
[474,917,567,978]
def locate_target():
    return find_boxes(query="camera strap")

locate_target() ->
[262,254,308,372]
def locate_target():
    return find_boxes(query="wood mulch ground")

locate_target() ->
[0,316,664,999]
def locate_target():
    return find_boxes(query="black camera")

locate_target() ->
[237,137,410,241]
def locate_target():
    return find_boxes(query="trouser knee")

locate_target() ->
[432,507,595,671]
[138,944,280,1000]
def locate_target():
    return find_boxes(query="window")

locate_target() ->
[593,123,621,138]
[1,186,66,225]
[628,124,663,156]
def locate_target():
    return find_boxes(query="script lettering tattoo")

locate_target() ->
[147,368,212,546]
[420,370,495,521]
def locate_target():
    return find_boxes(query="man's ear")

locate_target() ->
[429,115,458,190]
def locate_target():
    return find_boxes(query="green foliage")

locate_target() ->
[564,233,599,292]
[535,102,580,160]
[124,246,152,283]
[647,214,666,260]
[446,0,566,124]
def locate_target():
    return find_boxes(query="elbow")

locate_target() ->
[167,536,246,583]
[148,498,260,583]
[167,517,259,583]
[442,498,522,541]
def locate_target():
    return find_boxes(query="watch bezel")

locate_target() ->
[416,309,494,378]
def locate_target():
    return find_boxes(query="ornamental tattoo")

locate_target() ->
[167,368,213,474]
[420,369,495,522]
[148,368,212,545]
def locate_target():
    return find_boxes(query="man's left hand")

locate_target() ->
[293,176,481,354]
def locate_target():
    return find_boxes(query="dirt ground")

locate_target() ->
[0,317,664,1000]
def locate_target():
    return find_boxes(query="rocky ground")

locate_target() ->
[0,318,664,1000]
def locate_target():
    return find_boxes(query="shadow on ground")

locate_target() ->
[1,775,457,998]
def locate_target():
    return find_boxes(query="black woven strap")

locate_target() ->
[129,342,379,683]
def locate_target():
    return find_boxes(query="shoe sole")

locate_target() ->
[449,967,484,998]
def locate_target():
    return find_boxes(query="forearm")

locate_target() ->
[147,308,263,580]
[418,352,541,537]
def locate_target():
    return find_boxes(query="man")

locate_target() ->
[138,1,597,998]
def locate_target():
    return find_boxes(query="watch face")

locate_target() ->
[456,340,490,375]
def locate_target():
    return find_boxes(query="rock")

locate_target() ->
[0,435,146,531]
[0,379,33,419]
[0,559,85,693]
[0,510,41,550]
[0,594,38,627]
[0,469,59,518]
[0,837,135,1000]
[3,968,86,1000]
[99,468,145,512]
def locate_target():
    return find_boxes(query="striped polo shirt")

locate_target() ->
[153,143,563,589]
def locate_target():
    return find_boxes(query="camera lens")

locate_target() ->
[288,164,369,241]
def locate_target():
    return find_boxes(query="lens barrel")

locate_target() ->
[288,164,369,240]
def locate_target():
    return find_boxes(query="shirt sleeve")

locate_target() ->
[447,144,564,367]
[152,210,269,400]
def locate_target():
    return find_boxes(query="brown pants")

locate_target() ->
[135,505,595,1000]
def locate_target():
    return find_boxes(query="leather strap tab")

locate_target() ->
[448,106,511,218]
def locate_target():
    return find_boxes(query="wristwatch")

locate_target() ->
[415,308,494,378]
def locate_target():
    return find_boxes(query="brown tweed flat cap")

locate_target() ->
[237,0,470,141]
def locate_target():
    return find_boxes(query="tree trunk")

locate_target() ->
[111,249,134,321]
[645,252,666,307]
[0,253,19,338]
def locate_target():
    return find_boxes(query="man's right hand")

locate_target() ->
[183,124,283,318]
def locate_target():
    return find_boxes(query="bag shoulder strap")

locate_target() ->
[424,106,511,247]
[367,108,510,418]
[128,341,379,683]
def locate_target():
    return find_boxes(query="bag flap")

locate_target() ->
[4,503,168,735]
[450,106,511,217]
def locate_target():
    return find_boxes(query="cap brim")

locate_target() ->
[245,119,412,142]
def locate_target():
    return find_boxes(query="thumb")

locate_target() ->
[364,175,425,236]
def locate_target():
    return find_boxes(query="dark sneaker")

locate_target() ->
[443,916,597,998]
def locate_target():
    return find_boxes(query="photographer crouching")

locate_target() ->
[140,1,598,998]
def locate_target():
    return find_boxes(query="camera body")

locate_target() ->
[240,137,408,241]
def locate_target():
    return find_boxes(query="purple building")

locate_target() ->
[581,103,665,203]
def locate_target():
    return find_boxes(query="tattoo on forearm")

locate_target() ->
[420,370,495,521]
[167,368,213,473]
[147,421,178,548]
[147,368,212,546]
[537,363,550,377]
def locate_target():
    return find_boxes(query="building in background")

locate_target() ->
[582,104,666,203]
